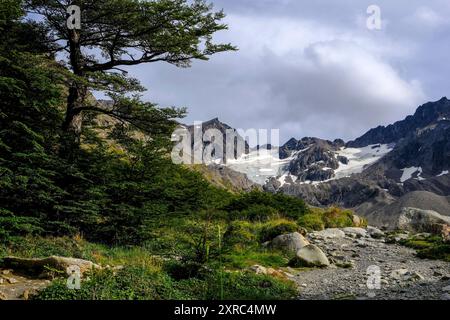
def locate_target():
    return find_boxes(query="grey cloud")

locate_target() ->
[128,0,450,143]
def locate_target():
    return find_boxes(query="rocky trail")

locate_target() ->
[291,228,450,300]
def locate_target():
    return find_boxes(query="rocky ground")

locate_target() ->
[291,228,450,300]
[0,270,51,300]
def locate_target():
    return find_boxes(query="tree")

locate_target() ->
[24,0,236,158]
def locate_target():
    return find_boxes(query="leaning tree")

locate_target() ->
[24,0,236,158]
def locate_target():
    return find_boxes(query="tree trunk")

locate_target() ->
[60,29,85,160]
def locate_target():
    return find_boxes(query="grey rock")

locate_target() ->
[290,244,330,268]
[269,232,310,254]
[311,228,346,239]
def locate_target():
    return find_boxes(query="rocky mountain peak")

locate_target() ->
[347,97,450,148]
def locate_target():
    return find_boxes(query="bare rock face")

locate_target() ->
[1,256,100,276]
[397,207,450,233]
[289,244,330,268]
[269,232,310,254]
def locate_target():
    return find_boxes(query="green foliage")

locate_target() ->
[259,219,299,242]
[35,265,296,300]
[223,249,289,270]
[204,270,297,300]
[297,212,325,231]
[225,190,308,221]
[400,235,450,262]
[223,221,258,249]
[297,207,355,231]
[322,207,354,228]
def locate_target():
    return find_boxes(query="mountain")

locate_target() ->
[263,97,450,226]
[347,97,450,148]
[181,118,250,164]
[186,98,450,227]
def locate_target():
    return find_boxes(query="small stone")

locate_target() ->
[2,270,11,275]
[408,272,425,281]
[301,283,307,288]
[6,277,18,284]
[442,285,450,292]
[249,265,267,275]
[441,293,450,300]
[0,292,7,300]
[22,290,29,300]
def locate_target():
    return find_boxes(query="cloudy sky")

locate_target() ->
[127,0,450,143]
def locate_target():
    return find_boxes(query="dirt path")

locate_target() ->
[293,233,450,300]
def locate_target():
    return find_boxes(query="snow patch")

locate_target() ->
[334,144,394,179]
[437,170,449,177]
[400,166,425,182]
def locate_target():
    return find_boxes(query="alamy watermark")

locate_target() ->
[367,5,382,30]
[366,265,382,298]
[66,265,81,290]
[171,122,280,166]
[67,5,81,30]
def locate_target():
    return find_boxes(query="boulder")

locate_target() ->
[269,232,310,254]
[289,244,330,268]
[1,256,100,276]
[311,228,345,239]
[367,226,385,239]
[342,227,367,238]
[440,224,450,243]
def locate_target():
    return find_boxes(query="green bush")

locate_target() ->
[297,207,355,231]
[297,211,325,231]
[400,235,450,262]
[224,190,308,221]
[223,221,258,249]
[322,207,354,228]
[259,219,299,242]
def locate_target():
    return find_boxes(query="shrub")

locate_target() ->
[259,219,299,242]
[322,207,354,228]
[297,209,325,231]
[223,221,258,249]
[224,190,308,221]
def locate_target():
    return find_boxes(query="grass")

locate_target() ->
[1,206,367,300]
[400,235,450,262]
[223,249,289,269]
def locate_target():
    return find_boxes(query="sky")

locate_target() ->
[125,0,450,143]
